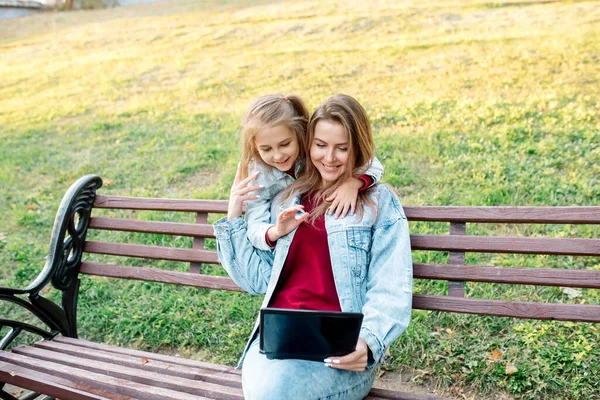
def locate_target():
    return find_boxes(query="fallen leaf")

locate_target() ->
[26,204,37,210]
[0,233,6,240]
[489,349,503,362]
[104,179,113,186]
[166,364,173,369]
[560,287,582,298]
[141,358,149,365]
[505,363,518,375]
[9,371,16,376]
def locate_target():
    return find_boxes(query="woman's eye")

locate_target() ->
[316,144,326,148]
[339,148,348,151]
[281,142,290,147]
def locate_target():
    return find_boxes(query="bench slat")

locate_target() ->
[0,351,212,400]
[93,196,600,224]
[33,341,241,388]
[414,263,600,288]
[54,337,240,374]
[84,241,220,263]
[404,206,600,224]
[367,387,452,400]
[413,294,600,322]
[0,359,135,400]
[85,234,600,258]
[411,234,600,256]
[80,262,242,291]
[90,217,214,238]
[11,346,244,400]
[95,195,229,213]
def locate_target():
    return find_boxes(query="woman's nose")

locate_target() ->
[325,149,335,162]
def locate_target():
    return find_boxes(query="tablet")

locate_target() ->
[259,308,363,361]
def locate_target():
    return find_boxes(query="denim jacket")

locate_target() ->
[245,157,385,250]
[213,184,413,368]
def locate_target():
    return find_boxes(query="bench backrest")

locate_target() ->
[75,177,600,324]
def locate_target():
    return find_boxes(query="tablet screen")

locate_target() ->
[259,308,363,361]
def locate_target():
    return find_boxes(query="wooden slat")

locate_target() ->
[410,234,600,256]
[0,359,134,400]
[93,197,600,224]
[94,195,229,213]
[80,262,242,292]
[413,294,600,322]
[403,206,600,224]
[89,217,214,238]
[83,241,220,263]
[32,341,241,388]
[447,222,466,297]
[0,352,211,400]
[11,346,243,400]
[53,337,239,375]
[191,212,210,273]
[414,263,600,288]
[368,387,453,400]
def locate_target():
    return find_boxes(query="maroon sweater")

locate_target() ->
[268,175,373,311]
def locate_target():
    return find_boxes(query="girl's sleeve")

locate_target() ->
[213,216,274,295]
[245,161,277,251]
[246,195,276,251]
[360,156,385,187]
[359,186,413,366]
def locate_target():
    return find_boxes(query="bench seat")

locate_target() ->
[0,337,442,400]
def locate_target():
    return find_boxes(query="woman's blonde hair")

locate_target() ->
[286,94,375,221]
[239,94,309,179]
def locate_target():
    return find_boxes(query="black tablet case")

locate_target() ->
[259,308,363,361]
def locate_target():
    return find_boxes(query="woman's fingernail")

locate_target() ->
[324,359,331,363]
[324,363,331,368]
[332,360,340,364]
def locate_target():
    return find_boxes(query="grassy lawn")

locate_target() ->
[1,0,599,398]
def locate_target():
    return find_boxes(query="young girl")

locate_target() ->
[215,94,412,399]
[238,93,385,250]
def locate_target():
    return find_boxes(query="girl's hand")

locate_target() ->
[227,164,261,220]
[324,338,369,372]
[325,177,363,219]
[267,205,310,242]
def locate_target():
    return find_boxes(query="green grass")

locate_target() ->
[1,0,599,398]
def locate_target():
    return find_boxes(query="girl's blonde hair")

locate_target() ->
[239,94,309,179]
[286,94,375,221]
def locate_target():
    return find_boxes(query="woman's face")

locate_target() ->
[310,119,350,186]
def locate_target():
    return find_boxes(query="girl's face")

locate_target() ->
[255,124,299,172]
[310,120,350,186]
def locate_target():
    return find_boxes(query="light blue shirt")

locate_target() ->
[214,184,413,367]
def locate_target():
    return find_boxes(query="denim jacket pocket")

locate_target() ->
[346,227,372,279]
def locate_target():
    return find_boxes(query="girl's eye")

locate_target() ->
[281,142,290,147]
[339,148,348,151]
[316,144,326,148]
[260,148,271,152]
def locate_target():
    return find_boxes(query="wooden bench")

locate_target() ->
[1,174,599,400]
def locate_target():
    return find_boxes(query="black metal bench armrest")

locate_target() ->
[0,175,103,350]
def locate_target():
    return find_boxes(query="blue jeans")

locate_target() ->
[241,339,376,400]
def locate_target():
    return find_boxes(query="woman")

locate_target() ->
[214,94,412,399]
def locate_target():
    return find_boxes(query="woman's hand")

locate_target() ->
[324,338,369,372]
[267,205,310,242]
[325,177,363,219]
[227,164,261,220]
